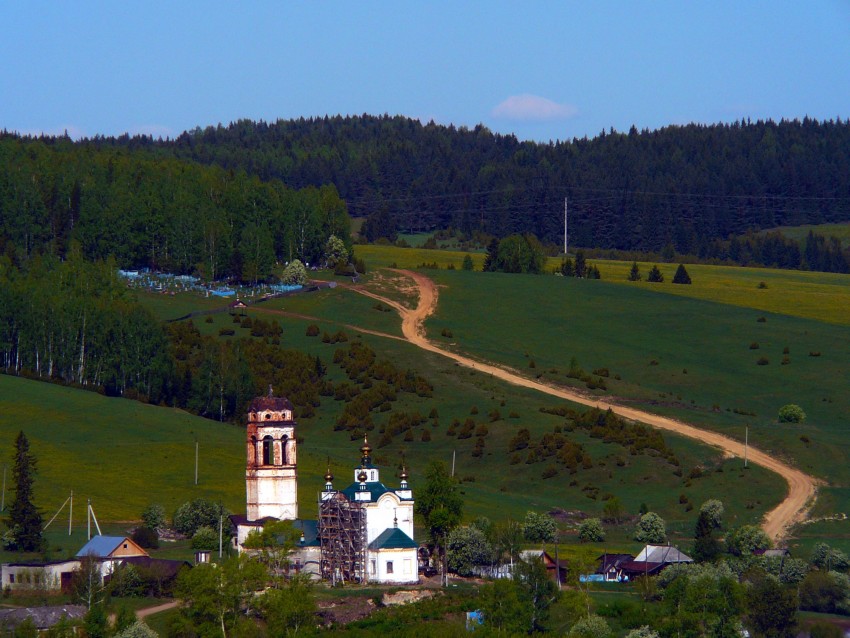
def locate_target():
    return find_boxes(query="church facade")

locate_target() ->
[232,391,418,585]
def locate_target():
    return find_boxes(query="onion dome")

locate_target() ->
[324,468,334,483]
[399,466,409,481]
[360,437,373,465]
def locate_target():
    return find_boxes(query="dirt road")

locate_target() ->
[350,269,817,542]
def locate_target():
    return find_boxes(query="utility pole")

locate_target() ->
[195,440,199,485]
[744,426,749,468]
[564,196,568,255]
[69,491,73,536]
[1,464,6,512]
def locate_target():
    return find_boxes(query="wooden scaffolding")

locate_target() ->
[318,492,367,585]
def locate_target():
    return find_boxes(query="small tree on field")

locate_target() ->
[603,497,625,524]
[672,264,692,284]
[462,254,474,271]
[523,511,557,543]
[647,265,664,283]
[324,235,348,268]
[628,261,642,281]
[281,259,307,285]
[634,512,666,543]
[578,518,605,543]
[5,431,43,552]
[778,404,806,423]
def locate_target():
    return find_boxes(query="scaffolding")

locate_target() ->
[318,492,367,585]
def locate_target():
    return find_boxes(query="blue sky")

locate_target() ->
[2,1,849,142]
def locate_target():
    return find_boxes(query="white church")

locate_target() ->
[231,390,418,584]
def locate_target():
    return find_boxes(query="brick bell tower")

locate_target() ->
[245,387,298,521]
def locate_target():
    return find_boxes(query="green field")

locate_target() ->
[4,249,849,554]
[761,222,850,248]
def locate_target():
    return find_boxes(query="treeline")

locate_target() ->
[86,114,850,253]
[0,256,325,422]
[0,135,350,282]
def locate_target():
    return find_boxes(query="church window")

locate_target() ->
[281,435,289,464]
[386,561,394,574]
[262,436,273,465]
[370,560,376,574]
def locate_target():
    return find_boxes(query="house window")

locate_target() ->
[386,561,394,574]
[123,543,128,549]
[370,560,376,575]
[9,574,14,583]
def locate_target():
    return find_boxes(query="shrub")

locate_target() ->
[305,324,320,337]
[757,281,768,289]
[757,316,767,322]
[634,512,666,543]
[809,351,821,357]
[578,518,605,542]
[281,259,307,285]
[541,465,558,479]
[778,404,806,423]
[191,526,219,550]
[749,342,759,349]
[756,357,769,365]
[523,511,557,542]
[173,499,224,536]
[218,327,235,336]
[141,504,166,531]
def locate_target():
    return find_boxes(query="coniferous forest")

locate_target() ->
[104,114,850,255]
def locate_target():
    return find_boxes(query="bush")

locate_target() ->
[633,512,666,543]
[523,511,557,542]
[578,518,605,542]
[778,404,806,423]
[305,324,320,337]
[749,342,760,349]
[218,327,235,336]
[173,499,225,536]
[141,504,166,531]
[191,526,219,551]
[281,259,307,285]
[756,356,769,365]
[569,614,612,638]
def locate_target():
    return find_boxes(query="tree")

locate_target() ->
[811,542,850,572]
[514,555,561,633]
[261,573,316,636]
[523,511,557,543]
[569,614,612,638]
[83,605,109,638]
[415,461,463,586]
[726,525,771,556]
[692,511,721,563]
[634,512,666,543]
[191,526,219,551]
[602,497,624,524]
[243,519,300,578]
[493,518,523,569]
[574,250,587,278]
[447,526,494,576]
[172,498,225,537]
[628,261,642,281]
[281,259,307,285]
[141,504,166,532]
[324,234,348,268]
[578,518,605,543]
[495,234,545,274]
[647,265,664,283]
[699,499,724,529]
[5,431,43,552]
[672,263,692,284]
[114,621,159,638]
[479,577,529,634]
[72,554,107,609]
[777,404,806,423]
[625,627,660,638]
[462,254,474,271]
[746,575,798,638]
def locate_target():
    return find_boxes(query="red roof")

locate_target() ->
[248,396,294,412]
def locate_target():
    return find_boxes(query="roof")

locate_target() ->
[293,519,320,547]
[634,545,693,564]
[368,527,417,550]
[76,536,144,558]
[0,606,86,629]
[248,395,294,413]
[619,561,666,576]
[596,553,634,573]
[341,481,394,501]
[229,514,279,527]
[120,557,191,579]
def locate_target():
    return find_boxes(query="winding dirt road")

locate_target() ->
[350,269,817,542]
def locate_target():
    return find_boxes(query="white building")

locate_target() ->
[319,440,418,584]
[232,391,417,584]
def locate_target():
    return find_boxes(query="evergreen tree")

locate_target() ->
[692,510,721,562]
[462,254,474,271]
[6,431,43,552]
[647,265,664,283]
[628,261,642,281]
[672,263,692,284]
[574,250,587,278]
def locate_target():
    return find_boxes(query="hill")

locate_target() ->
[97,115,850,252]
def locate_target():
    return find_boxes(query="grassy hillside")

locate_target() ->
[761,222,850,248]
[356,245,850,326]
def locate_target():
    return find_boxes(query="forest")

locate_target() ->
[0,135,350,281]
[86,114,850,255]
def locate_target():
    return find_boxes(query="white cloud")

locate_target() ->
[492,94,578,121]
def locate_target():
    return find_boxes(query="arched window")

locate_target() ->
[262,435,273,465]
[281,435,289,465]
[249,436,257,466]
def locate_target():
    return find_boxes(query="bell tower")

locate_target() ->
[245,388,298,520]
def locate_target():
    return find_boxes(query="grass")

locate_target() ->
[760,221,850,248]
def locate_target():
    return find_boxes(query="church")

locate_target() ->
[231,390,418,584]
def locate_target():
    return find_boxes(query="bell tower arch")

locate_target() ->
[245,388,298,520]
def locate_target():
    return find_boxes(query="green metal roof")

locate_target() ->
[341,481,391,501]
[368,527,417,550]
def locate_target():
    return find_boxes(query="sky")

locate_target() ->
[2,1,850,143]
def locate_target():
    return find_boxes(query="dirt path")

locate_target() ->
[136,601,180,618]
[350,269,817,542]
